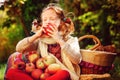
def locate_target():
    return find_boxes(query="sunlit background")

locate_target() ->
[0,0,120,80]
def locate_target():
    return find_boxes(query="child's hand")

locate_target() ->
[34,27,44,38]
[46,23,63,43]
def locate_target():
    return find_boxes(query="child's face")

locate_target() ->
[41,9,61,28]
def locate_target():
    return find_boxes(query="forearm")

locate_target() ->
[16,36,38,53]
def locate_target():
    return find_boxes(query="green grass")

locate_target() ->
[0,63,6,80]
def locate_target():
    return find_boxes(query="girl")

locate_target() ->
[5,3,82,80]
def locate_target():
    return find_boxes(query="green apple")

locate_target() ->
[36,58,46,69]
[43,55,56,67]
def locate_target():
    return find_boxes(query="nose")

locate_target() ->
[42,18,52,27]
[46,19,51,24]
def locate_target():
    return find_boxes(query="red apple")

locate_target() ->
[15,52,22,59]
[43,24,52,35]
[44,68,49,73]
[43,55,56,67]
[25,62,35,73]
[40,72,50,80]
[31,69,43,80]
[28,52,39,63]
[29,51,38,54]
[47,63,61,74]
[36,58,46,69]
[14,58,25,70]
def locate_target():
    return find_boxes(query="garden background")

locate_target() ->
[0,0,120,80]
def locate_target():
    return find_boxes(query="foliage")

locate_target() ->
[0,0,120,78]
[0,0,52,62]
[21,0,50,34]
[3,0,51,36]
[0,22,24,63]
[59,0,120,78]
[77,0,120,50]
[59,0,120,53]
[0,1,25,62]
[0,63,6,80]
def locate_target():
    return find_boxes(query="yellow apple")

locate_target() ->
[43,55,56,67]
[47,63,61,74]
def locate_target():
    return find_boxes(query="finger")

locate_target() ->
[48,23,57,30]
[42,28,46,33]
[52,24,58,30]
[47,29,53,34]
[47,32,53,37]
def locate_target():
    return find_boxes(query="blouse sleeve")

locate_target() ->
[61,36,82,64]
[16,37,38,53]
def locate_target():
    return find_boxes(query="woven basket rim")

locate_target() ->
[79,35,117,66]
[80,49,117,55]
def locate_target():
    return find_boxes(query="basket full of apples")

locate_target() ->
[13,51,61,80]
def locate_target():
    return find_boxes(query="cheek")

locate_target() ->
[42,22,48,28]
[55,20,61,28]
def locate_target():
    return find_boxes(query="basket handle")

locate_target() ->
[78,35,101,50]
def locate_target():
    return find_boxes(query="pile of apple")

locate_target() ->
[13,51,61,80]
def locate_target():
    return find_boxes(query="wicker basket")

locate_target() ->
[79,35,117,74]
[80,73,111,80]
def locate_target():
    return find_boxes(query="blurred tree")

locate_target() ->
[59,0,120,53]
[0,0,120,60]
[0,0,120,78]
[21,0,51,35]
[0,0,51,62]
[59,0,120,78]
[3,0,51,36]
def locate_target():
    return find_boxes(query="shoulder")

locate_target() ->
[66,36,79,43]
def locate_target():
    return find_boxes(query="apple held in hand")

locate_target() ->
[13,58,25,70]
[36,58,46,69]
[31,69,43,80]
[43,55,56,67]
[43,24,52,36]
[47,63,61,75]
[25,62,35,73]
[40,72,50,80]
[28,52,39,63]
